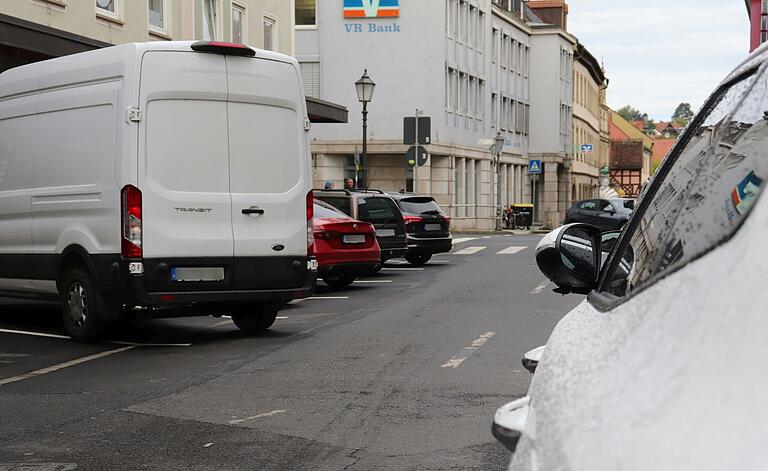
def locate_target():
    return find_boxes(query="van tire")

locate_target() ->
[322,274,356,289]
[405,254,432,266]
[60,268,110,342]
[231,302,280,332]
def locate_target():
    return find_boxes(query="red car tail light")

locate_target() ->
[121,185,142,259]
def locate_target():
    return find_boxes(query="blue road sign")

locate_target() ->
[528,159,542,175]
[580,144,594,153]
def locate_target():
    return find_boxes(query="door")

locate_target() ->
[139,51,233,260]
[225,55,308,258]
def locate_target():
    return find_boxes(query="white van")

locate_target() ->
[0,41,317,341]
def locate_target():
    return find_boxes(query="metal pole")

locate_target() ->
[413,109,420,194]
[361,101,368,189]
[532,175,536,226]
[496,154,502,231]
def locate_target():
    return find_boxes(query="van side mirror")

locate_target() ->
[535,224,601,295]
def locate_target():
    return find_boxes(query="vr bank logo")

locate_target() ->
[344,0,400,18]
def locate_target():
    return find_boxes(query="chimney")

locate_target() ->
[525,0,568,30]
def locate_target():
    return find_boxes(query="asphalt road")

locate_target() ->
[0,233,582,471]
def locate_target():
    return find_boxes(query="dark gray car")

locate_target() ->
[564,198,633,231]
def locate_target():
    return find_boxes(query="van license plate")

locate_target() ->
[171,267,224,282]
[424,224,442,231]
[343,234,366,244]
[376,229,395,237]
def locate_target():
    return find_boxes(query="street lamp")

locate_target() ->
[355,70,376,189]
[491,132,505,231]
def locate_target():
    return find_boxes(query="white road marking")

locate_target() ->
[452,237,479,245]
[441,332,496,368]
[382,267,424,272]
[531,279,550,294]
[210,319,233,328]
[0,328,70,340]
[353,280,392,284]
[229,409,287,425]
[204,443,214,448]
[290,297,349,304]
[482,236,492,239]
[276,316,289,320]
[428,260,451,264]
[496,246,527,255]
[453,246,487,255]
[0,346,136,387]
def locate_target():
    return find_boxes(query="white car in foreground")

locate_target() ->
[494,43,768,470]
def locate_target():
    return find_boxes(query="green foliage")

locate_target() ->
[617,105,643,121]
[672,103,694,124]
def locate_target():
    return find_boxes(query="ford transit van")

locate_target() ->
[0,41,316,341]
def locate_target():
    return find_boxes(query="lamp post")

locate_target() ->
[355,70,376,189]
[491,132,505,231]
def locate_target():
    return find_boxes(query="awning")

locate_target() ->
[306,96,348,123]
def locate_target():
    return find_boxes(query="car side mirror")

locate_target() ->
[535,224,601,295]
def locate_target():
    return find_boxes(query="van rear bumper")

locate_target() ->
[100,256,316,308]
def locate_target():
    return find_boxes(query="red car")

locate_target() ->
[311,200,381,289]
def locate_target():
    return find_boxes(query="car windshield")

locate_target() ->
[397,197,444,215]
[358,197,401,223]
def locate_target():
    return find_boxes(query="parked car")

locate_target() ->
[564,198,633,231]
[0,41,317,341]
[387,193,452,266]
[494,45,768,470]
[312,201,380,289]
[313,189,407,265]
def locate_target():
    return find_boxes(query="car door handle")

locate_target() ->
[242,208,265,215]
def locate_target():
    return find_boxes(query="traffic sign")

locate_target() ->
[407,145,428,167]
[528,159,542,175]
[580,144,594,153]
[404,117,431,145]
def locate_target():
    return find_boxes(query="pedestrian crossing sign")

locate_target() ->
[528,159,542,175]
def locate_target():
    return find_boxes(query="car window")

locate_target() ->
[358,197,401,223]
[600,201,614,212]
[317,196,352,216]
[397,197,444,215]
[314,201,348,219]
[578,200,598,210]
[602,66,766,297]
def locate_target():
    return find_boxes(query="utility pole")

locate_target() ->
[414,108,421,194]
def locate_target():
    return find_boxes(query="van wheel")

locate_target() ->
[405,254,432,266]
[323,274,356,289]
[61,268,109,342]
[231,302,280,332]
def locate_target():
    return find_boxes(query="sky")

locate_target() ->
[568,0,750,121]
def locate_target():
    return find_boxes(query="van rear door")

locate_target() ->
[225,56,308,260]
[139,51,233,262]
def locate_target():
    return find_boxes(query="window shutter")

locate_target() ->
[300,62,320,98]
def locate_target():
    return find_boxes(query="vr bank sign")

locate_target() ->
[344,0,402,33]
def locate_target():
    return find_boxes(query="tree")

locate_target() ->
[671,102,694,126]
[617,105,643,122]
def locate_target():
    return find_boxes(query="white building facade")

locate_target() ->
[296,0,574,230]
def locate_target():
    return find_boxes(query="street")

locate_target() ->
[0,234,581,471]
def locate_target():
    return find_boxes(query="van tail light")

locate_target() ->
[307,191,315,255]
[121,185,143,259]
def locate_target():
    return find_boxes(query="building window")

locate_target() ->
[263,14,277,51]
[203,0,219,40]
[296,0,316,27]
[148,0,167,33]
[96,0,119,21]
[231,3,246,43]
[300,62,321,98]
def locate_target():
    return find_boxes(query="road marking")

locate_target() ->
[0,346,135,387]
[276,316,288,320]
[452,237,479,245]
[289,296,349,305]
[210,319,233,328]
[531,279,550,294]
[353,280,392,284]
[441,332,496,368]
[482,236,492,239]
[428,260,451,264]
[0,328,70,340]
[382,267,424,272]
[229,409,287,425]
[0,353,31,364]
[496,246,527,255]
[453,246,486,255]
